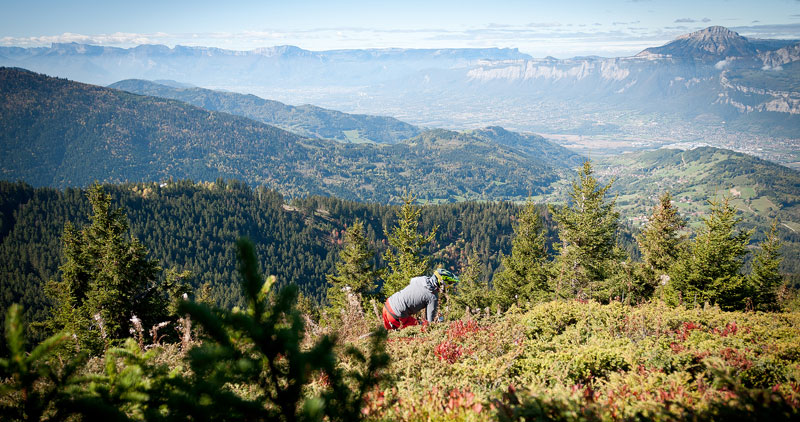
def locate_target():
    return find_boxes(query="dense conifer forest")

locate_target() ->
[0,179,556,327]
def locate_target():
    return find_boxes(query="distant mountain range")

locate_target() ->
[1,26,796,164]
[0,67,578,202]
[108,79,421,144]
[0,43,529,87]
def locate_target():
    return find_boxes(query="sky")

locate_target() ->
[2,0,800,58]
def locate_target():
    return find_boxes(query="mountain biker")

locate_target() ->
[382,269,459,330]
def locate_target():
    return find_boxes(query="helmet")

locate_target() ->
[433,268,459,288]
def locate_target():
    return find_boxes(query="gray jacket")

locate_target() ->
[387,275,440,322]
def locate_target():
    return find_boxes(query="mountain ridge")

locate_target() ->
[0,67,567,203]
[637,26,758,60]
[108,79,421,144]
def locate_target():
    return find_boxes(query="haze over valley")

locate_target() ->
[3,26,799,167]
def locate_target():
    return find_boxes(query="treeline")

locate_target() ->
[441,162,792,315]
[1,179,557,327]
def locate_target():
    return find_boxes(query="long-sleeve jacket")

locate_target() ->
[386,275,440,322]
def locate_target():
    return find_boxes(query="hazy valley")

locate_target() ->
[3,26,798,167]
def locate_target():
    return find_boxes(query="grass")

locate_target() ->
[343,130,376,144]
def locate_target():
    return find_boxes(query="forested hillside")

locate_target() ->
[109,79,422,143]
[596,147,800,272]
[0,67,565,202]
[0,180,549,325]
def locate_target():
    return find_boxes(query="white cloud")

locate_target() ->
[1,22,797,58]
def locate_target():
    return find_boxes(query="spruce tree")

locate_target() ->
[637,192,686,295]
[46,184,168,353]
[749,220,783,311]
[550,161,621,299]
[382,192,437,297]
[493,200,551,309]
[326,220,381,313]
[669,196,752,310]
[451,251,494,315]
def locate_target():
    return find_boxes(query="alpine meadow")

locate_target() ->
[2,2,800,421]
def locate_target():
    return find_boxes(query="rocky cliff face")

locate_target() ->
[760,43,800,69]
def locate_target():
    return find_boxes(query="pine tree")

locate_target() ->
[326,220,381,313]
[550,161,621,299]
[451,251,494,315]
[637,192,686,295]
[382,192,437,297]
[493,200,551,309]
[749,220,783,311]
[45,184,168,354]
[669,196,752,310]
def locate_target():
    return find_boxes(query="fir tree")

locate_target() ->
[451,251,494,315]
[550,161,621,300]
[669,196,752,310]
[637,192,686,295]
[382,192,437,297]
[749,220,784,311]
[326,220,381,313]
[45,184,171,354]
[493,200,551,309]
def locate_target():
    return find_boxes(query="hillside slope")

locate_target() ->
[108,79,421,144]
[0,67,564,202]
[595,147,800,271]
[598,147,799,227]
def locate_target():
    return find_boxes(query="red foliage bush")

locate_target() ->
[446,320,481,340]
[675,321,704,341]
[435,340,470,364]
[719,347,753,370]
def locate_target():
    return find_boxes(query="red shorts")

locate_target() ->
[382,301,418,330]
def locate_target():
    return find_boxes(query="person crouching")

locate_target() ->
[382,269,459,330]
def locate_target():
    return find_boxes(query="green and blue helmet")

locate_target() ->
[433,268,459,288]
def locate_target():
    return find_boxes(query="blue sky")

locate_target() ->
[2,0,800,57]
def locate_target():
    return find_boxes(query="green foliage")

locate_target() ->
[638,192,687,277]
[1,181,541,324]
[550,161,623,300]
[1,240,390,422]
[669,196,753,310]
[749,220,784,311]
[634,191,688,300]
[450,251,494,317]
[383,193,437,297]
[493,200,552,309]
[326,220,382,313]
[45,184,172,354]
[0,304,87,422]
[165,238,389,421]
